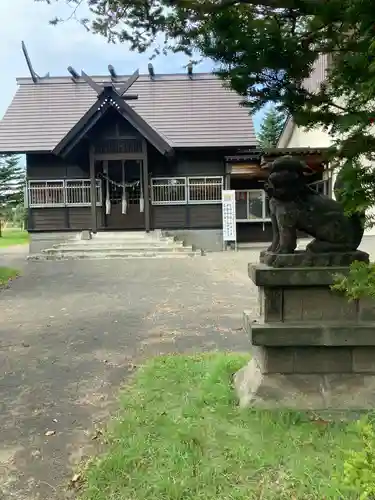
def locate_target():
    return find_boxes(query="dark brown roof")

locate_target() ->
[0,73,258,153]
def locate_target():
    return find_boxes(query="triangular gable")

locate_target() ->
[53,87,173,158]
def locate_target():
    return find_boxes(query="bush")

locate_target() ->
[340,415,375,499]
[332,261,375,300]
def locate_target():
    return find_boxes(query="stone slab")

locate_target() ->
[282,286,358,322]
[252,345,354,374]
[234,358,375,409]
[244,312,375,346]
[259,250,369,268]
[249,263,350,287]
[258,286,361,323]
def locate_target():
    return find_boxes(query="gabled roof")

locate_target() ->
[0,73,257,153]
[54,87,173,157]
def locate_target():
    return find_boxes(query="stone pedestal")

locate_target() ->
[234,250,375,409]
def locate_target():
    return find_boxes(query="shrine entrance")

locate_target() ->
[97,158,146,230]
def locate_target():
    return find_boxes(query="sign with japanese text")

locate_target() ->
[222,190,237,242]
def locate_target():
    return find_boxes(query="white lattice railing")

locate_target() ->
[27,179,102,208]
[235,190,270,222]
[187,176,223,204]
[151,176,223,205]
[151,177,187,205]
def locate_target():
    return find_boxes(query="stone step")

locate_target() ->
[29,230,202,260]
[90,236,176,242]
[54,240,184,249]
[87,231,166,239]
[28,250,202,260]
[42,245,194,254]
[90,237,178,244]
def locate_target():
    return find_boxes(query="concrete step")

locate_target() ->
[56,239,183,249]
[29,230,203,261]
[28,250,202,260]
[42,245,194,255]
[87,231,166,240]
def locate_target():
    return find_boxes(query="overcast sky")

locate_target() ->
[0,0,263,132]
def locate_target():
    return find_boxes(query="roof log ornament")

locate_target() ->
[148,63,155,79]
[67,66,80,82]
[108,65,117,81]
[187,62,193,79]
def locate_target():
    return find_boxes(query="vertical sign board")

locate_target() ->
[222,190,237,248]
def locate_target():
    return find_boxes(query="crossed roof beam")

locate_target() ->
[68,66,140,99]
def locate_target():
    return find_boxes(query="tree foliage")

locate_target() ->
[257,106,286,149]
[0,155,25,235]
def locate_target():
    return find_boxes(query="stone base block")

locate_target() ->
[250,263,351,287]
[259,250,369,268]
[252,345,356,374]
[244,314,375,347]
[234,359,375,409]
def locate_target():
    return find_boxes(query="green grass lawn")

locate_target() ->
[0,267,20,286]
[79,353,363,500]
[0,228,29,248]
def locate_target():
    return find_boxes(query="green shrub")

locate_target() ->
[332,261,375,300]
[341,416,375,499]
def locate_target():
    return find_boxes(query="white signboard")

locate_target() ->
[222,190,237,243]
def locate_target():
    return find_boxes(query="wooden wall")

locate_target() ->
[27,153,89,179]
[27,149,270,242]
[150,148,224,230]
[151,205,222,230]
[27,149,225,232]
[29,207,103,231]
[27,153,95,231]
[237,222,273,243]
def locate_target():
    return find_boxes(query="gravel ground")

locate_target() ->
[0,250,259,499]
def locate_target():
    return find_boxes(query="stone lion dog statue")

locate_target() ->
[264,155,364,254]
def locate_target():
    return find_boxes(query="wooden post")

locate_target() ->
[89,146,97,233]
[142,142,150,232]
[224,162,231,189]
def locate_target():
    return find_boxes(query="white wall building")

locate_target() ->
[277,54,375,238]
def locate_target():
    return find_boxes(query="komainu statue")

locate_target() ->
[264,155,365,254]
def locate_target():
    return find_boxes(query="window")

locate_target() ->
[235,190,270,222]
[28,179,102,208]
[310,177,332,197]
[247,190,264,219]
[187,176,223,204]
[151,178,187,205]
[28,180,65,207]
